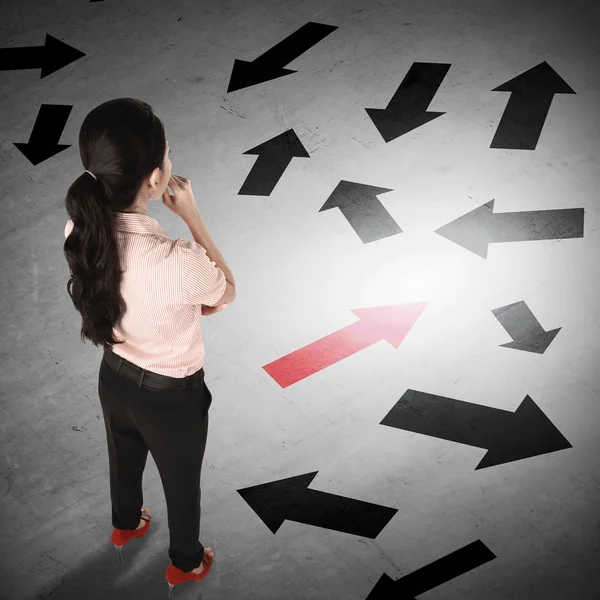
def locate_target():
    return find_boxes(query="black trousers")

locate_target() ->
[98,347,212,572]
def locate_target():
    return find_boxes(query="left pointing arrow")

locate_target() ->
[434,199,584,258]
[381,389,571,469]
[367,540,496,599]
[238,471,398,537]
[263,303,428,388]
[239,129,310,196]
[227,22,338,92]
[0,34,85,79]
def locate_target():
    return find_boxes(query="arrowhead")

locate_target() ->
[434,199,496,258]
[475,395,571,469]
[319,180,393,212]
[492,61,576,95]
[500,327,561,354]
[13,143,71,166]
[351,302,428,348]
[365,107,445,143]
[227,59,296,92]
[237,471,318,534]
[41,34,86,79]
[243,129,310,158]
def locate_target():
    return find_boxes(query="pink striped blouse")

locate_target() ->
[64,213,227,378]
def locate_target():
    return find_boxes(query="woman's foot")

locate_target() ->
[191,548,213,574]
[136,508,151,529]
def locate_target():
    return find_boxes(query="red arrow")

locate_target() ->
[263,302,428,388]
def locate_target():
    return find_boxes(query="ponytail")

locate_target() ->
[63,98,166,350]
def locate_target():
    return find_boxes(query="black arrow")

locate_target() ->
[237,471,397,537]
[14,104,73,165]
[366,540,496,599]
[490,61,576,150]
[0,34,85,79]
[381,389,571,470]
[319,181,400,244]
[434,199,584,258]
[365,62,451,143]
[227,22,338,93]
[239,129,310,195]
[492,300,561,354]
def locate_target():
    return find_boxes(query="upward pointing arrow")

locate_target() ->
[491,61,576,150]
[319,181,399,244]
[239,129,310,196]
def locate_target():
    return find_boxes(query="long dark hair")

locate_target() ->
[63,98,166,350]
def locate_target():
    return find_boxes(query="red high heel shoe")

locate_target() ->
[165,547,214,598]
[111,508,152,563]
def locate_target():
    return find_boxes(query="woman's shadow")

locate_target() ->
[25,514,214,600]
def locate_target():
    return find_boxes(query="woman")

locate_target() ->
[63,98,236,598]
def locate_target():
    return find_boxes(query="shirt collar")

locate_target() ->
[114,212,169,237]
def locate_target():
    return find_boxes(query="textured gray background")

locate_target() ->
[1,0,599,599]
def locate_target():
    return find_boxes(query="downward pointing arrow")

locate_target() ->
[227,22,338,92]
[263,303,428,388]
[239,129,310,196]
[366,540,496,599]
[492,300,561,354]
[14,104,73,165]
[365,62,451,143]
[238,471,397,537]
[381,389,572,469]
[319,180,399,244]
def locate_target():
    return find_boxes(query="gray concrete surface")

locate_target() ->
[1,0,599,599]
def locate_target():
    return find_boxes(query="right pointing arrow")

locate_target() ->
[434,199,584,258]
[492,300,561,354]
[381,389,572,470]
[0,33,85,79]
[366,540,496,599]
[263,303,428,388]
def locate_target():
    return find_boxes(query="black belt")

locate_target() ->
[103,347,205,391]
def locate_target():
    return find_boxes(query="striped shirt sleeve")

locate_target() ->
[180,240,227,306]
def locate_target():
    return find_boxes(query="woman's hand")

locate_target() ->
[201,303,228,316]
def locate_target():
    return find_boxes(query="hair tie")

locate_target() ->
[84,169,97,181]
